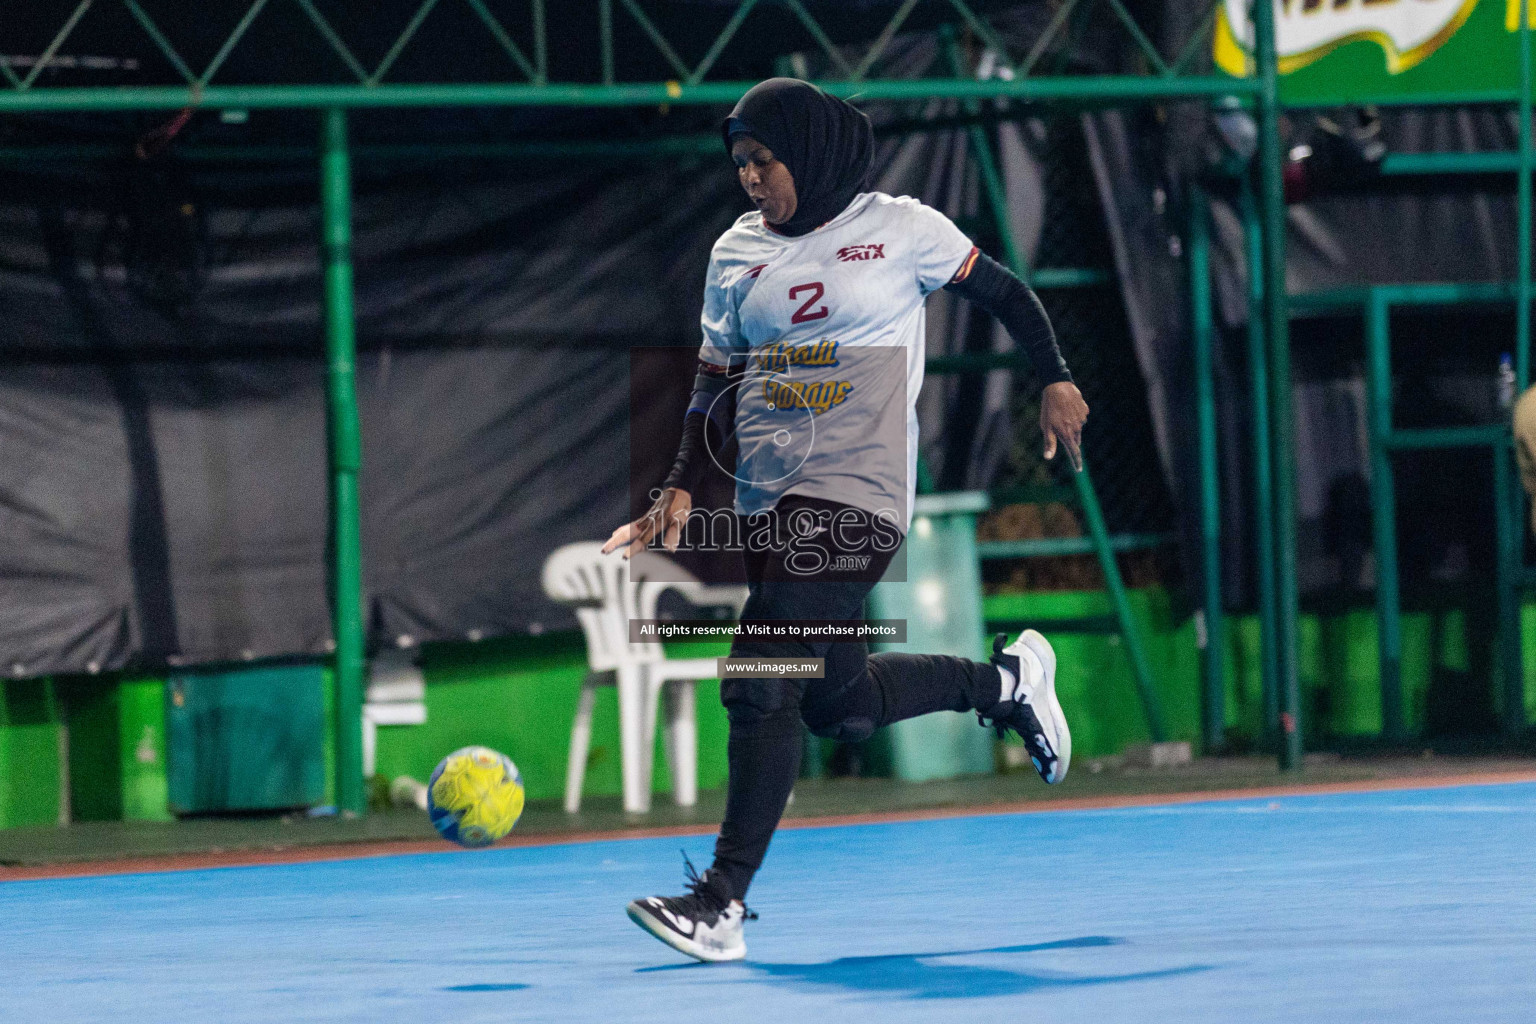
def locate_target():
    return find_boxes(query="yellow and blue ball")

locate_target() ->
[427,746,525,848]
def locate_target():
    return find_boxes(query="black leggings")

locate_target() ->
[710,495,1001,899]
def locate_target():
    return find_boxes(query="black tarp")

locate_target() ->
[1087,100,1521,607]
[0,1,1183,677]
[0,153,746,676]
[0,101,1055,677]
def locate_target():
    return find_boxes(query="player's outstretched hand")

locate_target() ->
[1041,380,1089,473]
[601,487,692,559]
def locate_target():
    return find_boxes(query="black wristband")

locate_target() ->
[663,361,735,495]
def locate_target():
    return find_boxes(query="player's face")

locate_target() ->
[731,136,797,225]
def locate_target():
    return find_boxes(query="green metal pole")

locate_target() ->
[1507,0,1532,734]
[1238,179,1280,749]
[1495,432,1523,732]
[532,0,547,86]
[1189,181,1225,753]
[599,0,614,85]
[1386,425,1509,448]
[1519,0,1531,391]
[1074,464,1168,740]
[1365,291,1405,742]
[944,26,1166,741]
[0,75,1265,113]
[1252,0,1303,769]
[1379,152,1525,176]
[321,107,367,815]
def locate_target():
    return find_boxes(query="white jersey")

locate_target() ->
[699,191,976,533]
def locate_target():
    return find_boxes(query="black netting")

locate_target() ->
[978,116,1179,592]
[999,117,1176,531]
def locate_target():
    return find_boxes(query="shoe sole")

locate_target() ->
[625,901,745,963]
[1019,629,1070,784]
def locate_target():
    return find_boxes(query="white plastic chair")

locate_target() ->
[541,541,747,813]
[363,650,428,778]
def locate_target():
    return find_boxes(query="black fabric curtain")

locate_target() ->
[1087,103,1520,607]
[0,156,743,676]
[0,103,1025,675]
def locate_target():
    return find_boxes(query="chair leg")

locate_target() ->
[617,665,651,813]
[564,677,599,814]
[658,680,676,801]
[362,709,378,779]
[641,669,663,803]
[664,680,698,807]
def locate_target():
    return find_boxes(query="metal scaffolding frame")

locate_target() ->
[1182,12,1536,756]
[0,0,1261,109]
[2,0,1299,808]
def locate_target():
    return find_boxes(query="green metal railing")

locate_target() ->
[0,76,1263,112]
[1186,18,1536,758]
[0,0,1256,113]
[1282,280,1529,739]
[1368,286,1526,739]
[1368,25,1530,744]
[1354,286,1523,739]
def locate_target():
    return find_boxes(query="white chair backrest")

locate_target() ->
[638,578,750,623]
[541,543,749,672]
[541,542,653,671]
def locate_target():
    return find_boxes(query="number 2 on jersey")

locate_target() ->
[789,282,829,324]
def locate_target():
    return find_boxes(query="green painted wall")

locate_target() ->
[63,679,120,823]
[166,666,322,814]
[368,592,1205,798]
[372,633,735,804]
[982,590,1536,755]
[0,680,62,829]
[6,587,1536,830]
[119,677,171,821]
[64,676,171,823]
[985,589,1203,757]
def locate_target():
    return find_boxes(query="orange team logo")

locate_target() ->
[836,244,886,262]
[1216,0,1477,76]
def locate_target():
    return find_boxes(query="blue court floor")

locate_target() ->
[3,780,1534,1023]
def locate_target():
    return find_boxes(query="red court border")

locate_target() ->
[5,770,1534,883]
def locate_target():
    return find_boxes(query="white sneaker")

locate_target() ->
[626,863,755,962]
[982,630,1071,784]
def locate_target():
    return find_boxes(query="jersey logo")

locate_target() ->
[753,340,840,373]
[762,378,854,415]
[836,244,885,262]
[730,263,769,289]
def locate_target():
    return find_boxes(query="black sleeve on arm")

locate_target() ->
[944,250,1072,387]
[662,362,733,496]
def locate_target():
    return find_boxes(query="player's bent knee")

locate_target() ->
[802,711,876,744]
[800,674,880,743]
[722,677,802,732]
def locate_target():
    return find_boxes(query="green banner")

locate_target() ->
[1218,0,1530,103]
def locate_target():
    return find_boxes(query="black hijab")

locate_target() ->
[722,78,874,237]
